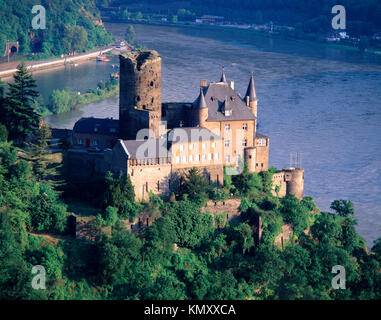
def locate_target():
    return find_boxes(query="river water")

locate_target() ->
[42,23,381,247]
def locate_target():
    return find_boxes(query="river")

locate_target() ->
[42,23,381,247]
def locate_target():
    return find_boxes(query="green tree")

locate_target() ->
[330,200,355,218]
[124,25,136,44]
[23,121,62,184]
[102,206,119,226]
[177,167,211,204]
[232,163,263,196]
[103,171,135,216]
[0,124,8,142]
[3,63,40,143]
[63,25,88,54]
[49,88,73,114]
[164,200,214,248]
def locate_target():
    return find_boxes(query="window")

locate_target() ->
[257,138,267,146]
[243,123,248,131]
[189,155,193,162]
[225,140,230,147]
[196,154,200,162]
[157,181,160,191]
[202,143,206,149]
[214,153,219,160]
[176,156,180,164]
[212,142,216,148]
[225,124,230,131]
[109,128,116,133]
[190,144,194,150]
[225,155,231,163]
[243,139,247,147]
[202,154,206,161]
[94,127,99,132]
[208,153,212,160]
[77,138,83,145]
[91,140,98,146]
[182,156,187,163]
[180,144,184,151]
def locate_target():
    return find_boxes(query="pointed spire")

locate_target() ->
[194,87,207,109]
[245,72,257,101]
[220,67,227,83]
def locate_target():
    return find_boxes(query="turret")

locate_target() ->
[283,167,304,200]
[193,87,208,127]
[244,147,256,173]
[245,72,258,119]
[220,68,227,83]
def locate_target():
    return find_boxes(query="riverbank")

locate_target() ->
[0,46,114,79]
[41,77,119,117]
[103,18,381,57]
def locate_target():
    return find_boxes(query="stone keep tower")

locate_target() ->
[119,50,162,139]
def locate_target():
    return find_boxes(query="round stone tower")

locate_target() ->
[284,168,304,200]
[244,147,256,173]
[119,50,162,139]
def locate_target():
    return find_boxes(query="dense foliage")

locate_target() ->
[1,60,381,300]
[0,0,113,58]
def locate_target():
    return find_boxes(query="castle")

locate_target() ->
[68,50,304,200]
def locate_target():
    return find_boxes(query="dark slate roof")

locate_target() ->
[167,127,222,144]
[220,69,227,83]
[193,82,256,122]
[73,117,119,135]
[256,132,268,139]
[245,73,257,102]
[51,128,72,139]
[122,139,169,159]
[193,88,207,109]
[120,127,222,159]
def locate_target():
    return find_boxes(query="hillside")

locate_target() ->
[0,0,113,59]
[99,0,381,36]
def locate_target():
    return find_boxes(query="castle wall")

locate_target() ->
[72,132,117,149]
[202,198,242,225]
[162,102,190,128]
[128,164,172,201]
[203,119,256,167]
[66,150,110,181]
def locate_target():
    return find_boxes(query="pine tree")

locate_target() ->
[4,63,40,143]
[23,120,62,185]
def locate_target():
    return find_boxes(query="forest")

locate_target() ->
[0,0,113,59]
[1,64,381,300]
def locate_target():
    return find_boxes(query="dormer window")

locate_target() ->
[224,110,232,116]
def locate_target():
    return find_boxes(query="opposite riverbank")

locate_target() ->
[103,18,381,57]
